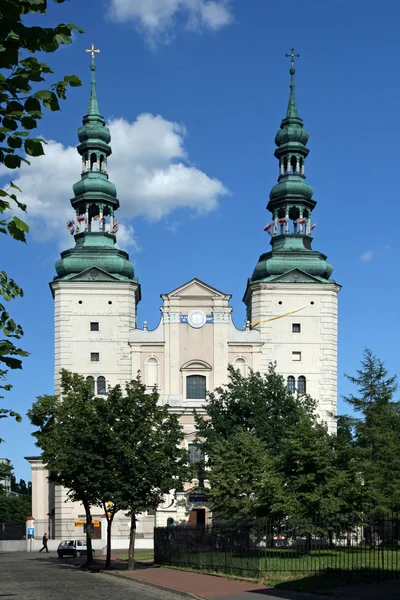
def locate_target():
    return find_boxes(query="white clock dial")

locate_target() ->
[188,309,206,329]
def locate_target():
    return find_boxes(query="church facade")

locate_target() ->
[27,54,340,543]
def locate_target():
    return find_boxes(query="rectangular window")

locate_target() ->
[90,322,99,331]
[292,351,301,361]
[292,323,301,333]
[186,375,206,399]
[90,352,99,362]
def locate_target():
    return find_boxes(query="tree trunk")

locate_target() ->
[105,512,114,569]
[83,498,93,564]
[128,513,136,570]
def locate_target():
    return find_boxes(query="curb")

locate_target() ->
[101,570,204,599]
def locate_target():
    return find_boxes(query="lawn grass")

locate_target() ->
[160,546,400,579]
[118,550,154,562]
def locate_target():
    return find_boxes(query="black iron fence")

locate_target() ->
[0,522,26,540]
[154,517,400,579]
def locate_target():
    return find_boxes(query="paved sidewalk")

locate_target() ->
[96,559,329,600]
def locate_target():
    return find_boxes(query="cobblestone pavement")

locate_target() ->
[0,552,185,600]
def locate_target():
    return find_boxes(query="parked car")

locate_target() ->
[57,539,94,558]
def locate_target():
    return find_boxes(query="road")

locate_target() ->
[0,552,184,600]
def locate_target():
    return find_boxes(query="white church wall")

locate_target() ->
[52,280,138,395]
[249,282,339,432]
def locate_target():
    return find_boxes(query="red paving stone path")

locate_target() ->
[96,558,267,598]
[122,565,266,598]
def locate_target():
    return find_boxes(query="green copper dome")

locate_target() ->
[252,236,334,282]
[53,59,137,285]
[248,52,335,286]
[55,233,135,281]
[73,171,117,199]
[269,175,314,202]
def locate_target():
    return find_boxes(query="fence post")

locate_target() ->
[26,515,35,552]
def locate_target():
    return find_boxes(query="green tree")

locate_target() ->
[28,371,189,569]
[195,364,312,456]
[343,348,400,514]
[0,0,82,432]
[28,371,101,563]
[205,429,277,524]
[93,377,189,569]
[196,365,348,529]
[0,491,31,522]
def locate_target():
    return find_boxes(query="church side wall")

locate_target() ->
[249,282,339,432]
[52,280,138,395]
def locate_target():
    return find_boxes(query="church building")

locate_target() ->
[27,50,340,545]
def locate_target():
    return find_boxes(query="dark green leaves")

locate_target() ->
[24,137,45,157]
[7,135,22,149]
[7,216,29,241]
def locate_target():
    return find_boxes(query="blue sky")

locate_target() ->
[2,0,400,480]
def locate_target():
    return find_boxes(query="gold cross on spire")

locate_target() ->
[285,47,300,68]
[85,43,100,64]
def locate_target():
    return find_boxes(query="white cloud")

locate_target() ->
[108,0,233,43]
[0,113,229,247]
[360,250,374,263]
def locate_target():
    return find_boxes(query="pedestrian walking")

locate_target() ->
[39,532,49,553]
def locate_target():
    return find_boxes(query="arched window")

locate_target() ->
[287,376,296,393]
[97,376,106,394]
[90,152,97,171]
[297,376,306,394]
[234,357,247,378]
[186,375,206,399]
[290,155,297,173]
[86,376,95,394]
[145,356,159,388]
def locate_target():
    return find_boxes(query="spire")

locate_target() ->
[72,51,119,234]
[286,65,299,119]
[88,63,100,117]
[54,48,137,285]
[285,48,300,122]
[247,49,334,285]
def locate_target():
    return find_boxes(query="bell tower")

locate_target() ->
[243,50,340,431]
[50,47,141,396]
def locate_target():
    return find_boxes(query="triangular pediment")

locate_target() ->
[164,278,230,299]
[269,269,322,283]
[69,267,120,282]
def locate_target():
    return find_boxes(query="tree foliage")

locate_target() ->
[0,0,82,434]
[28,371,102,563]
[343,348,400,515]
[0,491,31,522]
[196,365,351,527]
[28,370,189,569]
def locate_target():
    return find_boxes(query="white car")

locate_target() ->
[57,539,94,558]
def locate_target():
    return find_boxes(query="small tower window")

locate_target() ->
[97,376,106,394]
[297,376,307,394]
[287,376,296,393]
[290,155,297,174]
[292,323,301,333]
[90,352,100,362]
[90,152,97,171]
[292,351,301,361]
[86,376,95,394]
[90,322,99,331]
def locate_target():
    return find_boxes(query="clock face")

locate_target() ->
[188,309,207,329]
